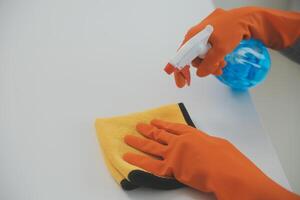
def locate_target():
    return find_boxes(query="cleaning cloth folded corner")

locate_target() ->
[95,103,195,190]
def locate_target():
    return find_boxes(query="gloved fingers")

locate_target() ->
[243,33,251,40]
[123,153,168,176]
[213,68,223,76]
[192,57,212,77]
[191,55,223,77]
[124,135,166,157]
[151,119,195,135]
[136,123,175,145]
[196,45,226,77]
[219,60,227,68]
[191,57,202,68]
[212,59,227,75]
[211,59,227,75]
[196,66,211,77]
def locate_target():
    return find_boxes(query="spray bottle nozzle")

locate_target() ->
[165,25,214,87]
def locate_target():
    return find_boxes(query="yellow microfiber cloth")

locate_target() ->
[95,103,195,190]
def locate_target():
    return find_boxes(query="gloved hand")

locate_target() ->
[95,103,192,190]
[166,7,300,87]
[123,119,300,200]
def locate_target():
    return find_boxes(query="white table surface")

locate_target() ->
[0,0,291,199]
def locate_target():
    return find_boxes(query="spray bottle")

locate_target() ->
[165,25,271,90]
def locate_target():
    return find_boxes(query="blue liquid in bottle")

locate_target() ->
[215,39,271,90]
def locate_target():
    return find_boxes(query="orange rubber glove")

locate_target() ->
[123,119,300,200]
[166,7,300,88]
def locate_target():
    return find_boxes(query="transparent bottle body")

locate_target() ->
[216,39,271,90]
